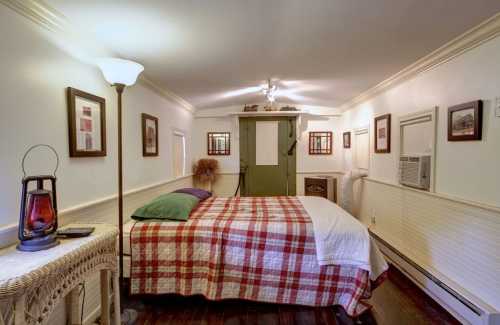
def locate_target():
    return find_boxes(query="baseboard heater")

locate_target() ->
[369,230,500,325]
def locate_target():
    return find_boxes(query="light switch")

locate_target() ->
[496,97,500,117]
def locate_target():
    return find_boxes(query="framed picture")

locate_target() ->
[67,87,106,157]
[142,113,159,156]
[343,132,351,148]
[207,132,230,155]
[309,131,332,155]
[374,114,391,153]
[448,100,482,141]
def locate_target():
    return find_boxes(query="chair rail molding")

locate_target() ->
[339,12,500,112]
[0,0,195,113]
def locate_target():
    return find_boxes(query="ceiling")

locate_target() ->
[46,0,500,110]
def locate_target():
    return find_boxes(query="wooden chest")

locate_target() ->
[304,176,337,203]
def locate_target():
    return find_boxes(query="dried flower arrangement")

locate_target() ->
[193,158,220,191]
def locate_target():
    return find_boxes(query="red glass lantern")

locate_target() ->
[17,145,60,252]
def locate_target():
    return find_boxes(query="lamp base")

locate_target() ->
[17,233,60,252]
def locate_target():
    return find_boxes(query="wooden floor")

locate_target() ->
[122,266,460,325]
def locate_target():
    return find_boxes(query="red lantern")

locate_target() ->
[17,145,60,252]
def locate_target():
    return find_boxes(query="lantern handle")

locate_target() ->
[21,144,60,178]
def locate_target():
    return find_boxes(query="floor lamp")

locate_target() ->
[97,58,144,288]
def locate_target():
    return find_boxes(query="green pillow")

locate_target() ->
[132,192,200,221]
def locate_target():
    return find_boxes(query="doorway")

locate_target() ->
[239,116,296,196]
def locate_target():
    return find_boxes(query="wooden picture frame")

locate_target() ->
[309,131,332,155]
[142,113,159,156]
[448,100,482,141]
[374,114,391,153]
[207,132,230,155]
[343,132,351,149]
[67,87,106,157]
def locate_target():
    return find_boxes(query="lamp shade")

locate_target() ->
[97,58,144,86]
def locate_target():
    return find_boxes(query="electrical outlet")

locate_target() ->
[496,97,500,117]
[371,208,376,225]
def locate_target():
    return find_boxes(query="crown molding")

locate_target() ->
[0,0,195,113]
[339,12,500,112]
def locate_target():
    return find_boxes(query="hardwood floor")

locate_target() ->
[122,266,460,325]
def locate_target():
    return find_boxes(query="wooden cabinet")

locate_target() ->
[304,176,337,203]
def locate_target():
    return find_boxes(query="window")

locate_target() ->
[309,131,332,155]
[207,132,230,155]
[173,131,186,177]
[354,128,369,170]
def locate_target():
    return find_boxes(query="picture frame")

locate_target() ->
[142,113,159,156]
[207,132,230,155]
[309,131,332,155]
[343,131,351,149]
[67,87,106,157]
[448,100,482,141]
[374,114,391,153]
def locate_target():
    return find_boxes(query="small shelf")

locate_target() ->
[228,111,308,117]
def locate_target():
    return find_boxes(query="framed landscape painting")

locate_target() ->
[67,87,106,157]
[142,113,159,156]
[448,100,482,141]
[374,114,391,153]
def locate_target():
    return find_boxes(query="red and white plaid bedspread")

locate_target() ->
[130,196,384,316]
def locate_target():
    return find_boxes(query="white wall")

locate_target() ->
[192,108,345,195]
[342,35,500,207]
[343,34,500,313]
[0,5,193,228]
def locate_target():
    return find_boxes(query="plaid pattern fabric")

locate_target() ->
[130,196,382,316]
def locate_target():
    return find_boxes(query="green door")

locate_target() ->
[239,117,296,196]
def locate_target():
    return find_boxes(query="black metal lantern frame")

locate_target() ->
[17,144,60,252]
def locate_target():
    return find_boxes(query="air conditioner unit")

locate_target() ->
[399,155,431,190]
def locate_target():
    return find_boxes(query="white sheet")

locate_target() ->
[299,196,388,280]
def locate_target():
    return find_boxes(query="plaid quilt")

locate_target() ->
[130,196,384,316]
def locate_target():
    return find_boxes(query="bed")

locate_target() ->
[126,196,388,317]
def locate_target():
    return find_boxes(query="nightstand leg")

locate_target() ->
[14,294,26,325]
[112,271,121,325]
[100,270,110,325]
[67,287,81,325]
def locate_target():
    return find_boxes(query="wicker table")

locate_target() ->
[0,224,120,325]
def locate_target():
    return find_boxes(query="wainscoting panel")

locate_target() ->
[203,172,345,201]
[359,178,500,312]
[44,175,193,325]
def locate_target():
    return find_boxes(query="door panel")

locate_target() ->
[239,117,296,196]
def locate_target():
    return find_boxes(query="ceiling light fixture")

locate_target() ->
[261,78,278,103]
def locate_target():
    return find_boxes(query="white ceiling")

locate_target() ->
[47,0,500,110]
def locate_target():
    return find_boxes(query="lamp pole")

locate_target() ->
[97,57,144,296]
[115,83,125,285]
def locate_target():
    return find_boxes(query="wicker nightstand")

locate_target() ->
[0,224,120,325]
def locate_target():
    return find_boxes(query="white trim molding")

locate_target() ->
[0,0,195,113]
[340,12,500,112]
